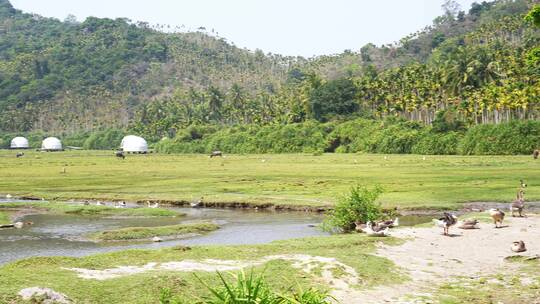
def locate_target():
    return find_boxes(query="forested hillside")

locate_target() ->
[0,0,539,156]
[0,0,295,132]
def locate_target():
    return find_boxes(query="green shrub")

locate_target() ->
[412,131,462,155]
[367,121,423,154]
[459,120,540,155]
[323,185,383,233]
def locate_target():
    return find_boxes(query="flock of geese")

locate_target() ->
[434,179,529,252]
[357,180,531,253]
[83,200,160,208]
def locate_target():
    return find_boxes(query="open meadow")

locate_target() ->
[0,150,538,210]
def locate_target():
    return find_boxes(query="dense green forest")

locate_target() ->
[0,0,539,155]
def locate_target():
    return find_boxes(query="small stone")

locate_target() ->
[19,287,71,303]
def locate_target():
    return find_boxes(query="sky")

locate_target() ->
[10,0,479,57]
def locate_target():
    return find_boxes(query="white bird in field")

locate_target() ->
[96,201,104,206]
[364,222,390,237]
[147,202,159,209]
[6,194,12,199]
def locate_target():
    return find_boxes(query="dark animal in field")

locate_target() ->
[534,149,539,159]
[210,151,223,158]
[511,241,526,253]
[434,212,458,236]
[510,189,525,217]
[115,151,125,159]
[16,152,24,158]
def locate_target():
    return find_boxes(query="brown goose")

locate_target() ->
[488,208,505,228]
[510,189,525,217]
[511,241,526,253]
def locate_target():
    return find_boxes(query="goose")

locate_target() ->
[457,219,479,229]
[364,222,389,237]
[433,212,458,236]
[13,222,24,229]
[510,189,525,217]
[511,241,526,253]
[191,197,204,208]
[96,201,104,206]
[354,221,367,233]
[147,202,159,209]
[115,201,127,208]
[377,218,399,229]
[5,194,12,199]
[488,208,505,228]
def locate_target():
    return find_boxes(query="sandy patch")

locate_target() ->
[349,215,540,303]
[66,254,358,300]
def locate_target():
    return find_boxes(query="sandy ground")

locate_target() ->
[65,215,540,303]
[352,214,540,303]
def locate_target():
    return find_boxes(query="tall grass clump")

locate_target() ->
[323,186,383,233]
[182,270,333,304]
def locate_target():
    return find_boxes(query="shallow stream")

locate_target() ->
[0,200,433,265]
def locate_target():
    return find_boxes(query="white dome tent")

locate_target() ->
[10,137,29,149]
[121,135,148,153]
[41,137,63,151]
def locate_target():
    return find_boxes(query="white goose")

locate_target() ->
[364,222,390,237]
[147,202,159,209]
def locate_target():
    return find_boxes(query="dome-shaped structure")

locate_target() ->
[10,137,29,149]
[121,135,148,153]
[41,137,63,151]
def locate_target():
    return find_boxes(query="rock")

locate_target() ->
[152,236,163,242]
[18,287,71,304]
[13,222,24,229]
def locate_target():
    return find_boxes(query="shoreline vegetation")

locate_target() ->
[89,222,219,242]
[0,202,183,218]
[0,234,404,303]
[0,151,538,210]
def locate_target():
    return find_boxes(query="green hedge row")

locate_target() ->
[154,119,540,155]
[2,120,538,155]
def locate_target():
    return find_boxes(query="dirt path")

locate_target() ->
[351,215,540,303]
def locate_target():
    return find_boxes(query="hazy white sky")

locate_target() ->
[10,0,479,57]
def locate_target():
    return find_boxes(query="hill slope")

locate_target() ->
[0,0,294,132]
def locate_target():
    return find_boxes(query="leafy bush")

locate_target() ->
[459,120,540,155]
[367,121,424,154]
[83,129,126,150]
[323,185,383,233]
[412,131,462,155]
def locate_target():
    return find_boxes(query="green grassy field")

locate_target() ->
[90,222,219,241]
[0,211,9,225]
[0,150,538,209]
